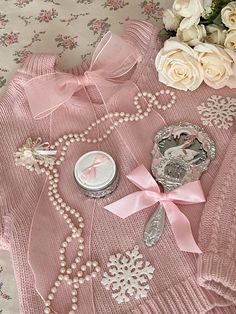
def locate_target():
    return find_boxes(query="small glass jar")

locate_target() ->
[74,151,119,198]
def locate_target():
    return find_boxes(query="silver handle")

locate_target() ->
[144,204,165,247]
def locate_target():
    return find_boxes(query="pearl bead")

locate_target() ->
[95,266,101,272]
[72,304,78,310]
[51,287,57,293]
[85,275,91,281]
[55,281,60,287]
[93,261,98,267]
[72,296,77,303]
[75,257,81,263]
[71,263,77,269]
[48,293,54,300]
[67,279,73,285]
[58,274,63,281]
[69,311,75,314]
[66,236,72,243]
[79,244,84,250]
[44,308,50,314]
[81,265,86,271]
[77,271,83,277]
[91,272,97,278]
[72,289,77,296]
[45,300,51,306]
[78,278,84,284]
[73,283,80,289]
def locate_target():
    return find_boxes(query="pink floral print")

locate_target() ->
[77,0,93,3]
[13,49,32,64]
[60,13,89,26]
[102,0,129,10]
[88,18,111,35]
[140,1,162,21]
[14,0,33,8]
[55,34,78,49]
[0,32,19,46]
[0,76,6,88]
[36,9,58,23]
[0,267,11,303]
[88,18,111,47]
[0,13,8,29]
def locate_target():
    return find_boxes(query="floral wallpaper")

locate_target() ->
[0,0,169,94]
[0,1,171,312]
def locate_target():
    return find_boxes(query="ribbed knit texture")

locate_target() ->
[0,20,236,313]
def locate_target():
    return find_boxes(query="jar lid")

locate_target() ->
[74,151,117,191]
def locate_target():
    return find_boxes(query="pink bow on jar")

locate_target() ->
[105,165,205,253]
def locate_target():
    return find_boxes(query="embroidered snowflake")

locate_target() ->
[101,246,155,304]
[197,95,236,129]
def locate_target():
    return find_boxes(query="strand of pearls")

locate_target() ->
[16,90,176,314]
[43,166,101,314]
[49,90,176,167]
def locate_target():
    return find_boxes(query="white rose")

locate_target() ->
[155,38,204,91]
[224,29,236,51]
[173,0,204,30]
[177,24,206,46]
[195,43,236,89]
[205,24,227,46]
[163,9,182,31]
[221,1,236,29]
[224,48,236,88]
[202,0,213,18]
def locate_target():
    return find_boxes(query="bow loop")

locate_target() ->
[24,31,140,119]
[105,165,205,253]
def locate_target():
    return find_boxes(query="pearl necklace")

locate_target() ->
[14,90,176,314]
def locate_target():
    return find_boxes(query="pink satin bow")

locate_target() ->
[105,165,205,253]
[24,32,140,119]
[81,153,109,181]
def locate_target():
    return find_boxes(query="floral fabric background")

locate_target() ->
[0,0,170,312]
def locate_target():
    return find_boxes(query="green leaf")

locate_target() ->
[213,12,223,25]
[158,28,176,42]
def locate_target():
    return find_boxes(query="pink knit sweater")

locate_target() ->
[1,20,236,314]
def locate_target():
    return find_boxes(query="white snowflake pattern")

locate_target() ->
[197,95,236,129]
[101,245,155,304]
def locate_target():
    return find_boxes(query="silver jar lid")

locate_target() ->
[74,151,117,193]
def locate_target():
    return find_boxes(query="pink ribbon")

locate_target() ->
[24,32,140,119]
[105,165,205,253]
[81,154,109,181]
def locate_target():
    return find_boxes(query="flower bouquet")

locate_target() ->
[156,0,236,91]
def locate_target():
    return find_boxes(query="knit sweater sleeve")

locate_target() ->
[197,131,236,304]
[0,82,18,250]
[0,54,58,250]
